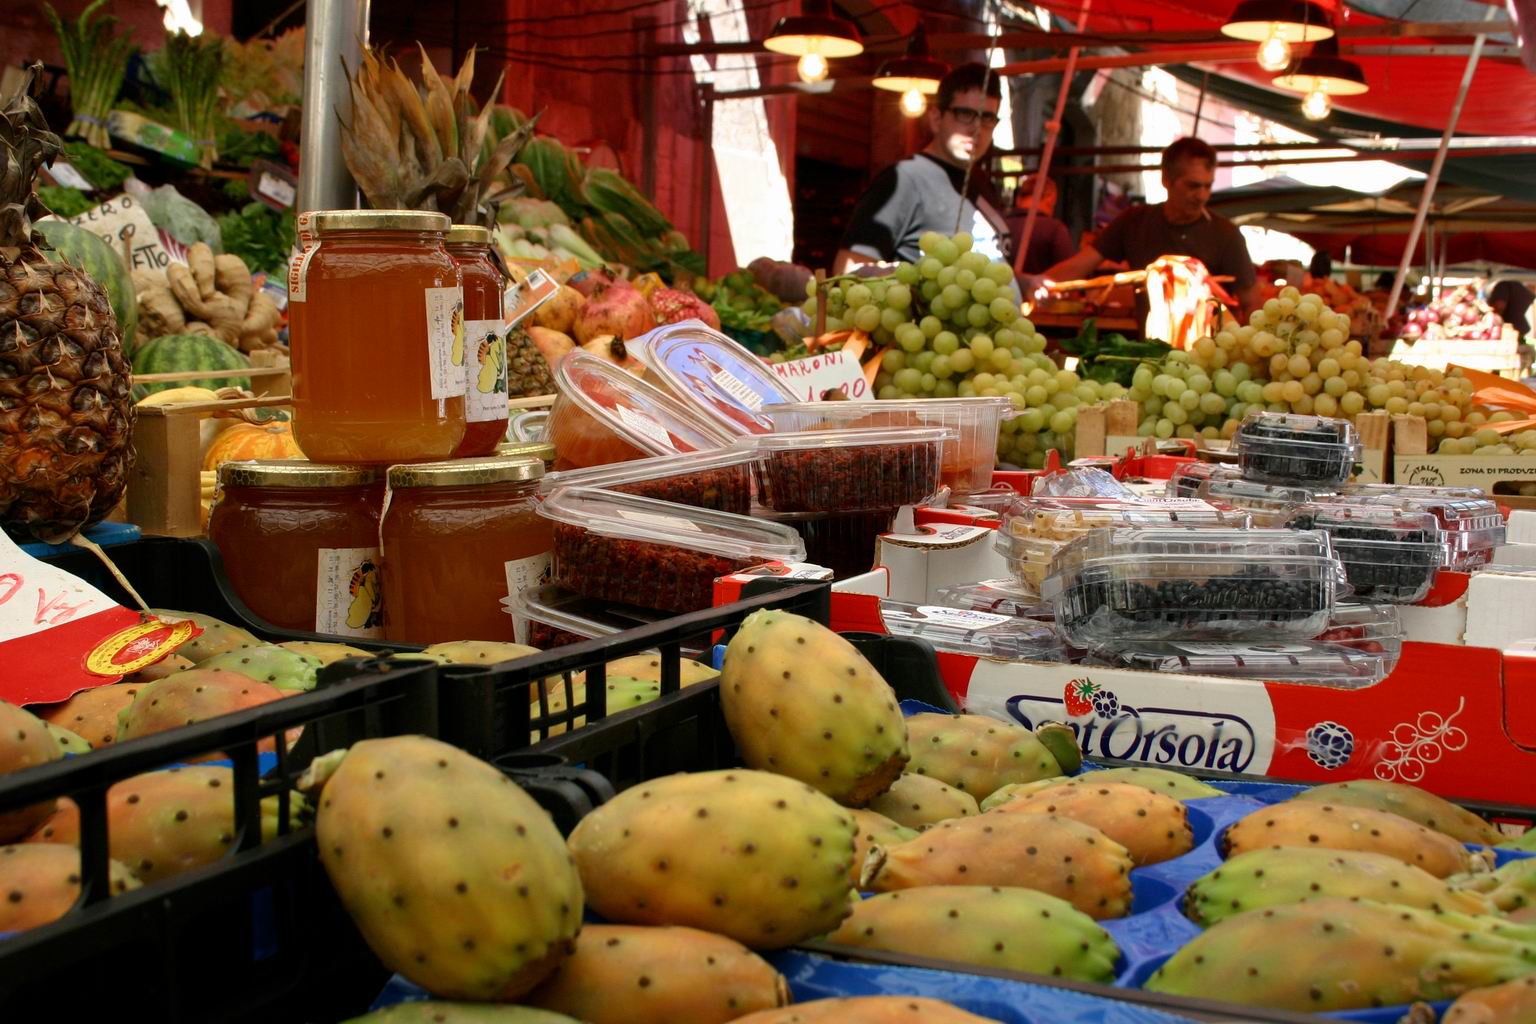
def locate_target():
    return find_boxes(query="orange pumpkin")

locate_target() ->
[201,421,304,472]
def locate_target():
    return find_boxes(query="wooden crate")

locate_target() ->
[1392,414,1536,504]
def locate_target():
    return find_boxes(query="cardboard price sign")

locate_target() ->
[0,532,198,705]
[769,348,870,401]
[42,194,175,273]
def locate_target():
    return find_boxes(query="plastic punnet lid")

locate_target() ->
[511,583,623,640]
[1235,410,1361,449]
[554,350,732,457]
[1340,482,1486,500]
[538,447,760,497]
[1045,526,1337,578]
[1195,477,1320,524]
[1165,461,1240,498]
[633,322,799,435]
[538,485,806,562]
[749,425,955,453]
[935,578,1054,620]
[877,600,1062,661]
[1285,501,1442,541]
[763,396,1015,426]
[1086,639,1388,688]
[1002,496,1246,535]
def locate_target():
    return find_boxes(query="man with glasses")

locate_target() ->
[834,64,1010,273]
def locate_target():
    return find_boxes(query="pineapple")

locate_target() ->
[504,325,554,398]
[0,69,134,543]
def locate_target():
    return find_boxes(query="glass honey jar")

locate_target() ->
[447,224,509,459]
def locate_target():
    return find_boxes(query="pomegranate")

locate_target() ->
[580,335,646,376]
[649,287,722,330]
[573,279,655,343]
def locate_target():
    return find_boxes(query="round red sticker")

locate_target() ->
[84,619,198,677]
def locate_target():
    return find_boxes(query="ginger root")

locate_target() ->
[135,244,284,352]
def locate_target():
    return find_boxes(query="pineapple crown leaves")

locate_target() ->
[0,64,63,250]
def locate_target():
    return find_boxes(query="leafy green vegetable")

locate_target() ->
[1060,319,1172,386]
[216,122,281,168]
[216,201,295,278]
[37,185,95,218]
[60,141,130,190]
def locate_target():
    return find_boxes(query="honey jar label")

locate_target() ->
[316,546,384,638]
[465,319,509,423]
[504,552,552,613]
[288,242,317,303]
[425,286,467,400]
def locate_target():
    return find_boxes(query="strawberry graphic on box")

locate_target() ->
[1063,680,1099,717]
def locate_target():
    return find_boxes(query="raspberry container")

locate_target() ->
[632,321,799,436]
[747,426,951,513]
[878,600,1064,662]
[1084,639,1390,688]
[1041,527,1342,644]
[545,351,730,471]
[1341,492,1506,570]
[1232,410,1361,486]
[1193,477,1321,527]
[538,448,758,514]
[998,497,1249,591]
[1164,460,1240,499]
[1284,501,1443,604]
[1316,601,1405,676]
[761,396,1015,497]
[755,507,897,579]
[537,486,805,613]
[935,578,1055,621]
[511,583,624,648]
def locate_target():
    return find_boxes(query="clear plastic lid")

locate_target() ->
[538,448,758,514]
[746,426,953,513]
[1233,411,1362,485]
[633,322,799,436]
[1195,477,1322,527]
[1086,639,1389,689]
[1339,493,1506,570]
[878,600,1063,661]
[538,485,806,563]
[548,351,731,468]
[1285,501,1442,603]
[1317,601,1404,675]
[1340,482,1487,501]
[511,583,623,642]
[935,578,1055,620]
[1047,526,1336,572]
[1165,461,1240,498]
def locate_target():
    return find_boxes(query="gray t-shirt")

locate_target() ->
[1093,203,1257,290]
[843,154,1008,264]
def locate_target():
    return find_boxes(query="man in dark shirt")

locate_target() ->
[1029,137,1259,314]
[834,63,1011,272]
[1006,175,1075,274]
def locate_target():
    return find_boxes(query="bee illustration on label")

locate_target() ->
[450,299,465,367]
[347,559,384,630]
[476,329,506,394]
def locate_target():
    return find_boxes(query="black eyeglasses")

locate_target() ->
[944,105,1001,128]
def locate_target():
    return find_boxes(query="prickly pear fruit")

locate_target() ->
[524,924,790,1023]
[343,1005,583,1023]
[125,654,195,682]
[1083,765,1223,800]
[22,798,79,845]
[193,644,322,692]
[116,669,294,757]
[866,811,1133,919]
[719,610,908,806]
[0,844,140,932]
[825,885,1120,982]
[903,713,1063,799]
[1290,779,1502,845]
[979,778,1069,811]
[1443,975,1536,1023]
[987,780,1194,865]
[1146,897,1536,1011]
[867,773,978,830]
[569,768,858,948]
[733,996,1001,1023]
[1450,858,1536,916]
[1225,800,1476,878]
[277,641,371,666]
[148,609,260,663]
[420,641,540,665]
[108,766,303,882]
[309,736,582,1001]
[605,654,719,686]
[1186,848,1496,927]
[1500,830,1536,853]
[849,809,917,885]
[42,722,91,756]
[533,677,661,740]
[36,683,142,748]
[0,701,62,842]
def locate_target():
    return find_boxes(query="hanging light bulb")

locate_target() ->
[1301,88,1332,120]
[1256,28,1292,71]
[899,88,927,117]
[797,51,829,83]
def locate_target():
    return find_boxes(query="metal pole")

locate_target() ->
[297,0,370,215]
[1192,70,1209,135]
[639,16,659,202]
[1384,6,1496,321]
[1013,0,1094,279]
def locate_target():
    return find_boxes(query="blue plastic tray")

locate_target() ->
[19,521,141,558]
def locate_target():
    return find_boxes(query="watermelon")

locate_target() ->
[132,333,252,399]
[35,218,138,345]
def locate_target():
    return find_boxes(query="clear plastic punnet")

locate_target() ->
[744,426,952,513]
[1338,492,1506,571]
[1194,477,1322,527]
[935,578,1055,620]
[632,321,800,436]
[537,485,805,613]
[538,448,758,514]
[997,496,1250,590]
[1085,639,1390,689]
[1339,482,1486,501]
[1041,526,1342,644]
[878,601,1064,662]
[1232,410,1362,486]
[1165,460,1240,498]
[1284,500,1443,604]
[761,396,1014,496]
[1316,601,1405,676]
[511,583,624,648]
[545,351,730,470]
[753,506,897,580]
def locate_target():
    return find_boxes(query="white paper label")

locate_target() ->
[315,547,383,638]
[425,286,466,400]
[0,531,115,644]
[47,160,93,190]
[288,243,318,303]
[614,405,673,450]
[768,349,870,401]
[504,552,552,644]
[710,368,764,411]
[256,171,297,209]
[464,319,509,423]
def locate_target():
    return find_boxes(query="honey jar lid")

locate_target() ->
[494,440,557,462]
[312,210,451,235]
[446,224,493,246]
[219,460,379,488]
[388,455,546,488]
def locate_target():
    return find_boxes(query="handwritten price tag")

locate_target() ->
[39,194,175,273]
[769,349,869,401]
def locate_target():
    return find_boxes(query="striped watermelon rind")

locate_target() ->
[132,333,252,399]
[35,218,138,344]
